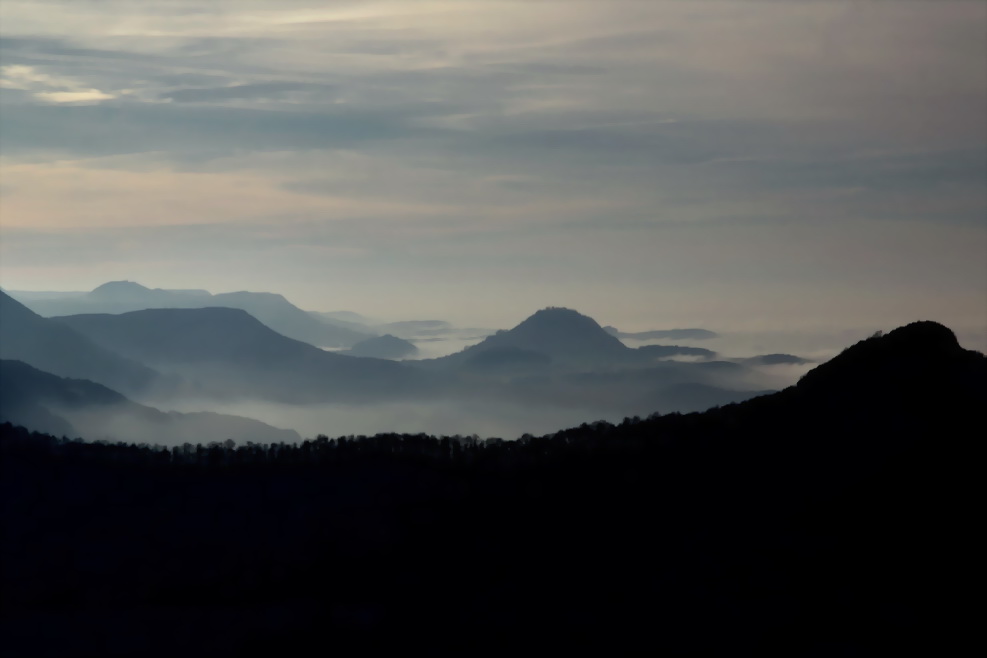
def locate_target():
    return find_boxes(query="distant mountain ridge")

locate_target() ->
[8,282,371,348]
[54,307,434,403]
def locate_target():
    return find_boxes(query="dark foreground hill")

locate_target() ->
[55,307,434,403]
[1,321,982,656]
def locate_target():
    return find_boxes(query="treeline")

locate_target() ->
[0,415,662,471]
[2,322,982,656]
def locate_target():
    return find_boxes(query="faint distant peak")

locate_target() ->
[90,280,152,296]
[214,290,290,303]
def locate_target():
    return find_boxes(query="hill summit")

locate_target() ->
[433,307,631,370]
[89,280,154,297]
[797,320,978,396]
[501,307,629,358]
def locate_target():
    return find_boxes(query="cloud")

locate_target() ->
[35,90,116,103]
[0,64,116,103]
[0,1,983,335]
[160,81,333,103]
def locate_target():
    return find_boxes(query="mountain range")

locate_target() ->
[2,283,811,435]
[8,281,372,348]
[53,306,433,403]
[0,290,161,397]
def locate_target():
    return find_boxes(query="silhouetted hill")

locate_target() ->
[0,360,299,444]
[55,307,432,403]
[1,320,980,655]
[798,321,979,394]
[8,282,372,348]
[343,334,418,359]
[89,280,150,297]
[604,326,719,341]
[418,309,760,413]
[90,280,209,301]
[0,291,160,397]
[433,307,631,370]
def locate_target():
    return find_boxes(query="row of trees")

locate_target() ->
[0,417,647,470]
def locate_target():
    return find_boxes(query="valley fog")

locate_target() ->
[156,398,629,441]
[158,330,833,442]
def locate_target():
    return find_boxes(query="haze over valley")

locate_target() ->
[2,282,815,442]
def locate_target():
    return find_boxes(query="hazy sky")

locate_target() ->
[1,1,985,335]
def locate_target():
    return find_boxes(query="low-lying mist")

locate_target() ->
[158,398,631,441]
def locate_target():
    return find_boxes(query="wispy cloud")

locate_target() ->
[0,64,117,103]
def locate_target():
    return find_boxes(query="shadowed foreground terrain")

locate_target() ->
[1,322,982,656]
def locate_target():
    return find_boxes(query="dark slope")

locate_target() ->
[1,320,981,656]
[55,307,433,402]
[343,334,418,359]
[0,360,298,443]
[798,321,975,393]
[8,282,372,348]
[0,291,160,397]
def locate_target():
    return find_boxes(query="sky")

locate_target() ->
[1,0,985,339]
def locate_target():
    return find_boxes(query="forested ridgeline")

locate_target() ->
[2,322,983,656]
